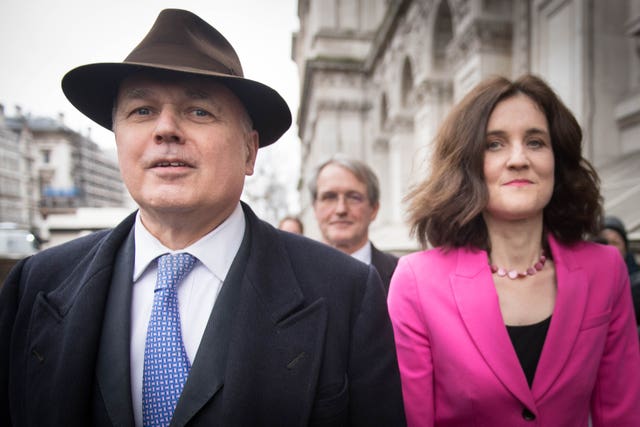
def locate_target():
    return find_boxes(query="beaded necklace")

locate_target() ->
[490,250,546,280]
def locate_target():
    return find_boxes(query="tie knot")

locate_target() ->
[156,253,196,291]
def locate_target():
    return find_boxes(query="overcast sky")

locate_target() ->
[0,0,301,210]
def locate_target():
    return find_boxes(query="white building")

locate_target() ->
[5,110,127,215]
[293,0,640,252]
[0,105,133,255]
[40,207,135,249]
[0,104,39,229]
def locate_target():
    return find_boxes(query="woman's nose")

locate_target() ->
[506,143,529,168]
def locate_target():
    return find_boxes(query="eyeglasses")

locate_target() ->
[316,191,367,207]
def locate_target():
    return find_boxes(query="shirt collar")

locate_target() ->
[350,241,372,265]
[133,202,246,282]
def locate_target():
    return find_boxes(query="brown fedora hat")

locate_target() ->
[61,9,291,147]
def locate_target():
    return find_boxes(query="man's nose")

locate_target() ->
[153,108,183,144]
[334,195,348,213]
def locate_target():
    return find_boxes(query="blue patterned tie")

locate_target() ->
[142,253,196,427]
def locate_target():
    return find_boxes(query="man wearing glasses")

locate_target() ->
[310,155,398,293]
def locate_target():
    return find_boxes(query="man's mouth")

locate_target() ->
[155,161,189,167]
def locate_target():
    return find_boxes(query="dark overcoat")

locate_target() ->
[0,203,405,427]
[370,245,398,294]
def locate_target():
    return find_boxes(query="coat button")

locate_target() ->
[522,408,536,421]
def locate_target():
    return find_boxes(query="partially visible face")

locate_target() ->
[279,218,303,234]
[483,93,555,223]
[312,163,379,254]
[600,228,626,257]
[113,73,258,229]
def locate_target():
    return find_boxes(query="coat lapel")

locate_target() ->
[370,244,398,292]
[95,226,136,427]
[26,213,137,425]
[450,247,536,410]
[171,217,252,426]
[531,235,587,400]
[171,204,327,426]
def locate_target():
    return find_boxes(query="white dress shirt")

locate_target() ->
[130,203,245,426]
[350,241,372,265]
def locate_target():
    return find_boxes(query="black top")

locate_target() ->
[506,316,552,388]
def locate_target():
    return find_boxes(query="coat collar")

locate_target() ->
[238,202,306,323]
[38,204,324,426]
[45,212,138,317]
[96,225,136,427]
[171,202,317,426]
[450,235,588,408]
[24,212,137,426]
[171,208,253,425]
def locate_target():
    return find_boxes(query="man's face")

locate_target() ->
[312,164,379,254]
[279,218,303,235]
[600,228,627,257]
[113,73,258,232]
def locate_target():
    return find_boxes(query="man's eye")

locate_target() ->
[346,193,365,204]
[192,109,210,117]
[320,193,338,202]
[133,107,151,116]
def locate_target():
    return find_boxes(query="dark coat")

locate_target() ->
[370,244,398,294]
[0,204,405,427]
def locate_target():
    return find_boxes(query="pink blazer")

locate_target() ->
[388,234,640,426]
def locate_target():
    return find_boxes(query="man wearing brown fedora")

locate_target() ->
[0,9,405,427]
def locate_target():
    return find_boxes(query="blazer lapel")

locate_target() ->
[531,235,588,400]
[95,227,136,427]
[450,247,535,409]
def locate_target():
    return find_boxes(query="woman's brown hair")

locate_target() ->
[406,74,602,249]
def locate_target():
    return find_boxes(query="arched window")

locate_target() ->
[433,0,453,71]
[380,93,389,129]
[401,57,414,107]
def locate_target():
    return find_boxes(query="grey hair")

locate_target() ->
[309,154,380,206]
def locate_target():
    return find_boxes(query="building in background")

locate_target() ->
[5,109,126,214]
[0,104,38,230]
[293,0,640,252]
[0,104,132,273]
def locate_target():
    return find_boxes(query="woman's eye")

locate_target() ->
[528,139,544,148]
[486,141,501,150]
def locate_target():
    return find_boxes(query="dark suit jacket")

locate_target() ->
[0,203,405,427]
[370,244,398,294]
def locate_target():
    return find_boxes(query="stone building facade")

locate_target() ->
[0,105,38,229]
[293,0,640,252]
[5,111,127,215]
[0,105,130,254]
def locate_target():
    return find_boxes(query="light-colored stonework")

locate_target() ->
[293,0,640,252]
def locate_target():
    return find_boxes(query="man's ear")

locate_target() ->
[370,202,380,222]
[244,130,259,176]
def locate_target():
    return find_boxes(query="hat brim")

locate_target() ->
[61,62,292,147]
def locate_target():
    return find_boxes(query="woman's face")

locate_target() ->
[482,94,555,223]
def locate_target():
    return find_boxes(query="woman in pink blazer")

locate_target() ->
[388,75,640,426]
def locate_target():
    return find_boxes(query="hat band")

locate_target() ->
[126,43,242,78]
